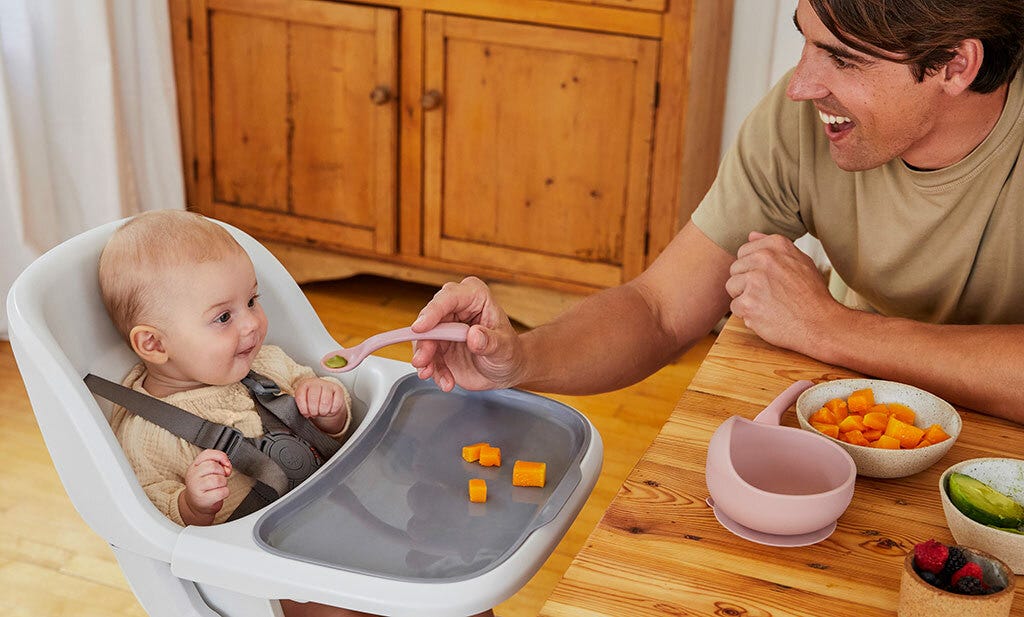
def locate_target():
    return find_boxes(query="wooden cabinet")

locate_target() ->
[170,0,733,320]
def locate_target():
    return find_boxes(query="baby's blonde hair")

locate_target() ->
[98,210,247,340]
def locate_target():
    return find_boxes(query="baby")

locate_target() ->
[98,210,492,617]
[98,209,351,526]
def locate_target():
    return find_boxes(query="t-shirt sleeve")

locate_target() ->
[691,70,809,256]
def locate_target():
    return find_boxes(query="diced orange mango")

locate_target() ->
[862,429,883,441]
[914,438,933,449]
[824,398,849,422]
[462,442,489,463]
[810,407,837,425]
[838,414,867,433]
[884,416,925,449]
[922,423,950,444]
[862,411,889,430]
[512,460,547,487]
[468,478,487,503]
[811,422,840,439]
[871,434,901,449]
[847,388,875,413]
[478,445,501,467]
[887,403,917,424]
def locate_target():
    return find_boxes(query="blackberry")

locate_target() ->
[951,576,985,595]
[940,546,968,582]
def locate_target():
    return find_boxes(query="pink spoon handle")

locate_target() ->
[753,380,815,426]
[321,322,470,372]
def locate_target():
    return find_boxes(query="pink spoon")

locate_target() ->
[320,322,470,373]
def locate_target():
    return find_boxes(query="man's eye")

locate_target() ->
[217,312,231,323]
[830,53,851,69]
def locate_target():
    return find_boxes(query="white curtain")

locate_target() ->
[0,0,184,338]
[720,0,831,272]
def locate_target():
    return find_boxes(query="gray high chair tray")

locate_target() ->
[255,373,590,582]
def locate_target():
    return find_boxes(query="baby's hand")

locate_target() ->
[181,449,232,526]
[294,377,350,435]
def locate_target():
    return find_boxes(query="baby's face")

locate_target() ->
[153,251,268,387]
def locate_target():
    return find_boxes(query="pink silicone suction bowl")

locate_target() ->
[706,380,857,537]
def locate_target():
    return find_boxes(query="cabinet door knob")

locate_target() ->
[369,86,392,105]
[421,89,443,111]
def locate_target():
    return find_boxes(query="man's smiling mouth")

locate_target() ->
[818,109,855,137]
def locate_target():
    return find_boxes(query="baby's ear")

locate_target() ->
[129,325,168,364]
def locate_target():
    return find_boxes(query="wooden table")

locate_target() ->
[539,317,1022,616]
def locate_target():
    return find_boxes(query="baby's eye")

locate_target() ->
[216,311,231,323]
[248,294,260,308]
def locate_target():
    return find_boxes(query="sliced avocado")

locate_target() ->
[948,472,1024,528]
[324,355,348,369]
[989,525,1024,535]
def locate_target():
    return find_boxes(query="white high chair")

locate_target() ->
[7,217,603,617]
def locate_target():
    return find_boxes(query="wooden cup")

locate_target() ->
[898,547,1016,617]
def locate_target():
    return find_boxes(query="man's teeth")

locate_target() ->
[819,110,852,125]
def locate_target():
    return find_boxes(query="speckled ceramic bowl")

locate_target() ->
[940,458,1024,574]
[898,547,1015,617]
[795,379,961,478]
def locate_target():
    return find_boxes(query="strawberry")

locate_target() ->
[950,561,984,586]
[913,540,949,574]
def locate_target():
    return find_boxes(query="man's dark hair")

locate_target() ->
[810,0,1024,94]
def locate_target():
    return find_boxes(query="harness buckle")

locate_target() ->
[199,423,245,455]
[243,371,281,396]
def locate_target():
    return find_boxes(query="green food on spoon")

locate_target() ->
[948,472,1024,529]
[324,355,348,369]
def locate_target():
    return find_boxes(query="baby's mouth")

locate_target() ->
[818,109,855,136]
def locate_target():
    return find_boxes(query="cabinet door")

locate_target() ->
[191,0,397,254]
[422,15,659,287]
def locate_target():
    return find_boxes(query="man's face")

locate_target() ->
[786,0,947,171]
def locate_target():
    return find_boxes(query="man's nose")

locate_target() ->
[786,51,829,101]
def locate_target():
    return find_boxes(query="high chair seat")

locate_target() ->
[6,217,603,617]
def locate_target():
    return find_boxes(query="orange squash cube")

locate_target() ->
[824,398,849,422]
[914,438,933,449]
[862,411,889,431]
[887,403,917,424]
[468,478,487,503]
[922,423,951,444]
[811,422,840,439]
[872,434,901,449]
[809,407,837,425]
[512,460,547,487]
[478,445,502,467]
[867,404,891,417]
[841,429,870,447]
[461,442,489,463]
[838,414,867,433]
[847,388,875,413]
[884,416,925,449]
[862,429,883,441]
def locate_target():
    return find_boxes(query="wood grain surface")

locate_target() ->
[541,316,1023,616]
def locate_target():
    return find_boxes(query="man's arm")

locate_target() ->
[411,222,734,395]
[517,222,734,394]
[728,232,1024,423]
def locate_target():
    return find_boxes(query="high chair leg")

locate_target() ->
[112,546,223,616]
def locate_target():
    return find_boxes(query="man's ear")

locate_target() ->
[129,325,168,364]
[940,39,983,96]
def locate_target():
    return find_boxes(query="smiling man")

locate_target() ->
[410,0,1024,423]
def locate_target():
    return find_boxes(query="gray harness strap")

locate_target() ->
[85,372,345,521]
[84,374,290,500]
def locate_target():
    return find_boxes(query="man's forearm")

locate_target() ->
[515,284,695,395]
[812,308,1024,423]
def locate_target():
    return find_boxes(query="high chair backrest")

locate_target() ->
[6,215,342,561]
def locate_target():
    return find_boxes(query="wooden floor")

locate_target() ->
[0,275,714,617]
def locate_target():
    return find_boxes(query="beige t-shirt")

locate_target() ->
[693,68,1024,325]
[110,345,351,526]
